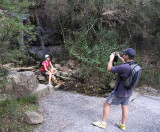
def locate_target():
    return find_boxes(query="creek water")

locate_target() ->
[36,16,46,54]
[20,21,25,49]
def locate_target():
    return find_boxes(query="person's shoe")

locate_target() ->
[93,121,106,129]
[48,83,53,87]
[116,122,126,131]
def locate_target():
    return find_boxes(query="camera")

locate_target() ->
[113,52,118,63]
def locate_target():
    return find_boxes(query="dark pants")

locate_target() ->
[41,71,46,76]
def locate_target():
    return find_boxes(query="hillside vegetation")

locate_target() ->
[45,0,160,88]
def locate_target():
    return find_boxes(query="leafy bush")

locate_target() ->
[0,66,7,92]
[67,28,126,75]
[0,44,28,65]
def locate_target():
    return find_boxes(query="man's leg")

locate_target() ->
[121,105,128,125]
[102,102,110,122]
[116,99,129,131]
[93,101,110,128]
[93,92,118,129]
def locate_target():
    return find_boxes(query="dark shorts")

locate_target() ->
[106,91,130,105]
[41,71,46,76]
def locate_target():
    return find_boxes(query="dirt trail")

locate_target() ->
[35,91,160,132]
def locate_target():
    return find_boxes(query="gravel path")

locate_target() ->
[35,91,160,132]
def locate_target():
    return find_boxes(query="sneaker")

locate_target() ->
[48,83,53,87]
[116,122,126,131]
[93,121,106,129]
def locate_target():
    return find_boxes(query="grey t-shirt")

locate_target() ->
[111,62,132,98]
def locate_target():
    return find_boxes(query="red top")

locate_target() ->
[41,61,50,71]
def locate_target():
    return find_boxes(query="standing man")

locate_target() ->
[41,54,56,87]
[93,48,142,131]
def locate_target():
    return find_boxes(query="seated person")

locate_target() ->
[41,54,56,87]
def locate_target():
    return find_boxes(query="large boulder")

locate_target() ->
[71,69,83,79]
[37,74,46,82]
[66,60,76,69]
[140,87,158,96]
[59,66,69,72]
[54,64,61,70]
[6,71,38,97]
[28,45,66,59]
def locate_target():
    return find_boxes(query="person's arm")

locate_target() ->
[117,52,125,63]
[43,64,49,72]
[49,62,57,73]
[107,53,115,72]
[49,62,56,71]
[49,62,54,69]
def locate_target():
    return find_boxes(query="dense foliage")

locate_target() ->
[45,0,160,88]
[45,0,126,85]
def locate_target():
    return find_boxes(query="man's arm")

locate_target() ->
[117,52,125,63]
[107,53,114,72]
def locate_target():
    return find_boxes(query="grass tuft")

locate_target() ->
[0,94,39,132]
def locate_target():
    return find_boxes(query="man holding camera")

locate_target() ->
[93,48,140,131]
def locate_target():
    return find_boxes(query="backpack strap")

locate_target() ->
[126,61,139,77]
[126,61,137,65]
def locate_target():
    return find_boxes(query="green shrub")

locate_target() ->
[66,26,127,87]
[67,30,126,71]
[154,70,160,88]
[0,44,28,65]
[17,94,39,104]
[0,67,7,92]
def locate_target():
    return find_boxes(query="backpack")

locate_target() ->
[39,60,44,67]
[124,61,142,90]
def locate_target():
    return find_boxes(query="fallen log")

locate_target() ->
[10,66,36,71]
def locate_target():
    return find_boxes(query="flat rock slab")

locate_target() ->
[35,91,160,132]
[32,84,54,98]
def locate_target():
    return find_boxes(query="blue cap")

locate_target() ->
[122,48,136,56]
[45,54,50,58]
